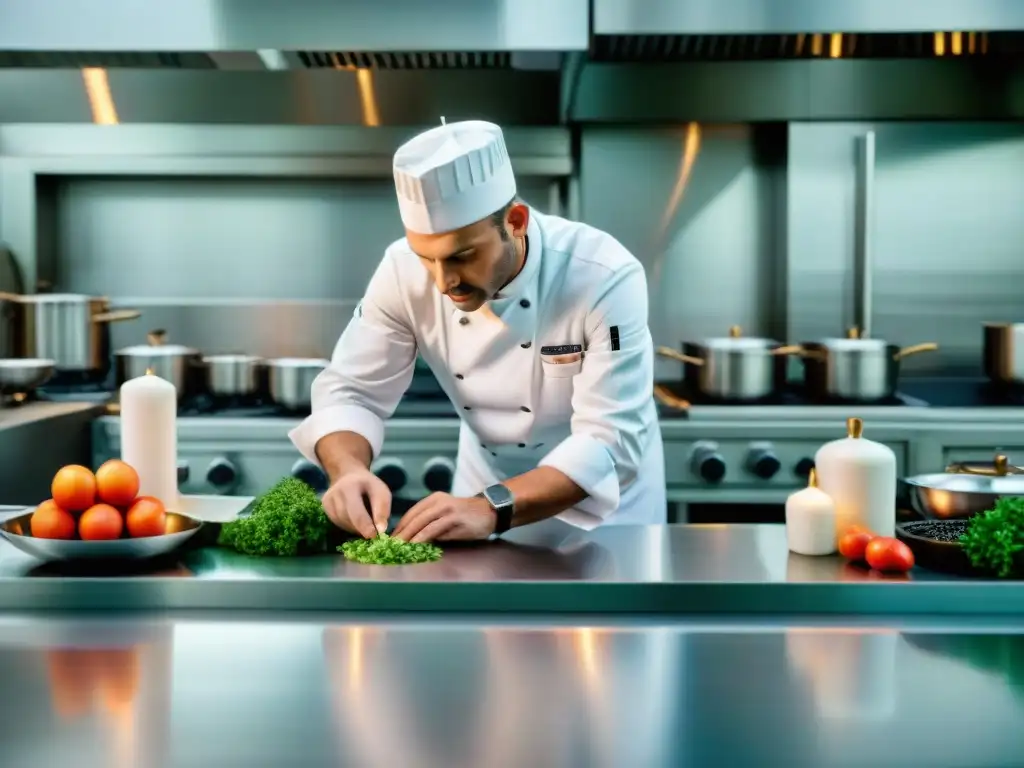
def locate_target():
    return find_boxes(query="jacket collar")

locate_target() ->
[488,209,542,313]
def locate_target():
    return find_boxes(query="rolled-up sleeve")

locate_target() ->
[289,250,417,464]
[539,262,655,528]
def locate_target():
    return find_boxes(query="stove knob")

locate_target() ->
[372,458,407,493]
[206,457,238,491]
[794,457,816,479]
[290,459,328,493]
[423,457,456,493]
[691,443,726,484]
[747,447,781,480]
[177,460,190,485]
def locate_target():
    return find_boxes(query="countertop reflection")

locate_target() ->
[0,615,1023,768]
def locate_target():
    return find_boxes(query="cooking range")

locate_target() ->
[53,373,1024,525]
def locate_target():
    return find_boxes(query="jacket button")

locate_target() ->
[517,443,526,448]
[519,299,530,309]
[521,341,532,349]
[520,406,531,413]
[459,317,469,326]
[455,373,464,380]
[463,405,472,411]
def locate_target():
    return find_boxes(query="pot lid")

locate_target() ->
[815,338,889,352]
[118,344,197,356]
[204,354,262,364]
[698,325,779,350]
[267,357,330,367]
[902,472,1024,495]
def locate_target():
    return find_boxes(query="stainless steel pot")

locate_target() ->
[114,330,200,398]
[800,327,938,402]
[199,354,265,398]
[656,325,801,401]
[265,357,329,411]
[2,292,141,373]
[983,322,1024,385]
[0,358,55,397]
[903,454,1024,520]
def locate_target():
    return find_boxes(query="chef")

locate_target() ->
[290,120,665,542]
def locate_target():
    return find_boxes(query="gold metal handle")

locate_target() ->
[93,309,141,323]
[146,329,167,346]
[653,384,690,411]
[0,291,22,302]
[771,345,804,356]
[847,326,861,339]
[945,454,1024,476]
[798,348,828,361]
[655,346,705,366]
[728,325,742,338]
[892,342,939,361]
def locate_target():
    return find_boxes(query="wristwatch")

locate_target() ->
[482,483,515,535]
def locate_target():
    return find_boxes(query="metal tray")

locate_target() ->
[0,509,203,562]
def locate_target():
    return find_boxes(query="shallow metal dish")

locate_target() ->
[0,510,202,562]
[0,357,55,394]
[903,455,1024,520]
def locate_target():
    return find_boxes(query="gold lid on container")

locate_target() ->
[847,417,864,439]
[807,468,818,488]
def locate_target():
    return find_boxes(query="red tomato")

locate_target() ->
[125,496,167,538]
[864,537,915,573]
[30,500,76,540]
[838,530,873,561]
[78,504,124,541]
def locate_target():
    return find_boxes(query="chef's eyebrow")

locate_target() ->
[417,246,474,261]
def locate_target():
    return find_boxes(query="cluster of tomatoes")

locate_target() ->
[837,525,915,573]
[30,461,168,541]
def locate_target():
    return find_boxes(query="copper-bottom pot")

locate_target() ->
[983,322,1024,385]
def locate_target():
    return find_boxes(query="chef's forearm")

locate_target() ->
[314,431,373,482]
[503,467,589,526]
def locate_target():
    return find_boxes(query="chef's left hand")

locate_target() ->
[392,493,496,543]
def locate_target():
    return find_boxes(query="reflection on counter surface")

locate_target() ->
[0,615,1023,767]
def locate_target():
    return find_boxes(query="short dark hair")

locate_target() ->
[489,198,516,241]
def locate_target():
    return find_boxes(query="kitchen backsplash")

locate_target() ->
[9,122,1024,373]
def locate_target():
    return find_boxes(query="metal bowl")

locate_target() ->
[0,510,203,562]
[0,358,55,394]
[903,469,1024,520]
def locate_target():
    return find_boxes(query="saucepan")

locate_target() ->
[114,330,201,399]
[0,358,56,398]
[265,357,330,411]
[902,454,1024,520]
[198,354,266,398]
[799,327,938,402]
[983,322,1024,386]
[656,325,801,401]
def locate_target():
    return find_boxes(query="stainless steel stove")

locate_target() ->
[80,377,1024,524]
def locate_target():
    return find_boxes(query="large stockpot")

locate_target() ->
[199,354,266,398]
[656,325,801,401]
[114,330,201,398]
[265,357,330,410]
[983,322,1024,385]
[800,327,938,402]
[2,293,141,374]
[903,454,1024,520]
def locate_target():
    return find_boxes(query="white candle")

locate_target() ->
[120,370,179,510]
[785,469,837,556]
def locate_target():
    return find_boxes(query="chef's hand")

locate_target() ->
[392,493,496,543]
[322,468,391,539]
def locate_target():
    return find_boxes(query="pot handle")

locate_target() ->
[771,345,804,356]
[655,346,705,366]
[945,454,1024,476]
[93,309,141,323]
[653,384,690,411]
[892,342,938,361]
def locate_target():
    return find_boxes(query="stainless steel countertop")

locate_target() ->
[1,612,1023,767]
[1,521,1022,615]
[0,400,102,430]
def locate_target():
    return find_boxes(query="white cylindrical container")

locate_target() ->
[814,417,896,541]
[120,370,179,511]
[785,469,837,555]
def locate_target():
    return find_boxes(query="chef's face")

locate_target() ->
[407,202,529,313]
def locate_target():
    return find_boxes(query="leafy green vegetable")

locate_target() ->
[960,496,1024,578]
[339,533,442,565]
[218,477,332,557]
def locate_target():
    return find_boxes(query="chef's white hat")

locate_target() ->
[393,120,517,235]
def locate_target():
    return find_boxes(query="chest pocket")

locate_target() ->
[537,356,581,425]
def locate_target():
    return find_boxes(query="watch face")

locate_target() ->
[485,484,514,508]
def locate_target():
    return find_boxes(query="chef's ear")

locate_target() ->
[506,202,529,238]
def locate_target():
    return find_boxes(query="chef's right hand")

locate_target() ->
[322,468,391,539]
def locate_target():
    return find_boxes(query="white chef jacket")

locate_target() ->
[289,209,666,529]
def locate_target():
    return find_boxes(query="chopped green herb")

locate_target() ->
[959,496,1024,578]
[339,533,443,565]
[218,477,331,557]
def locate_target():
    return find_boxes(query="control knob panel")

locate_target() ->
[690,442,726,484]
[371,457,408,493]
[794,457,816,479]
[291,459,328,493]
[422,457,456,493]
